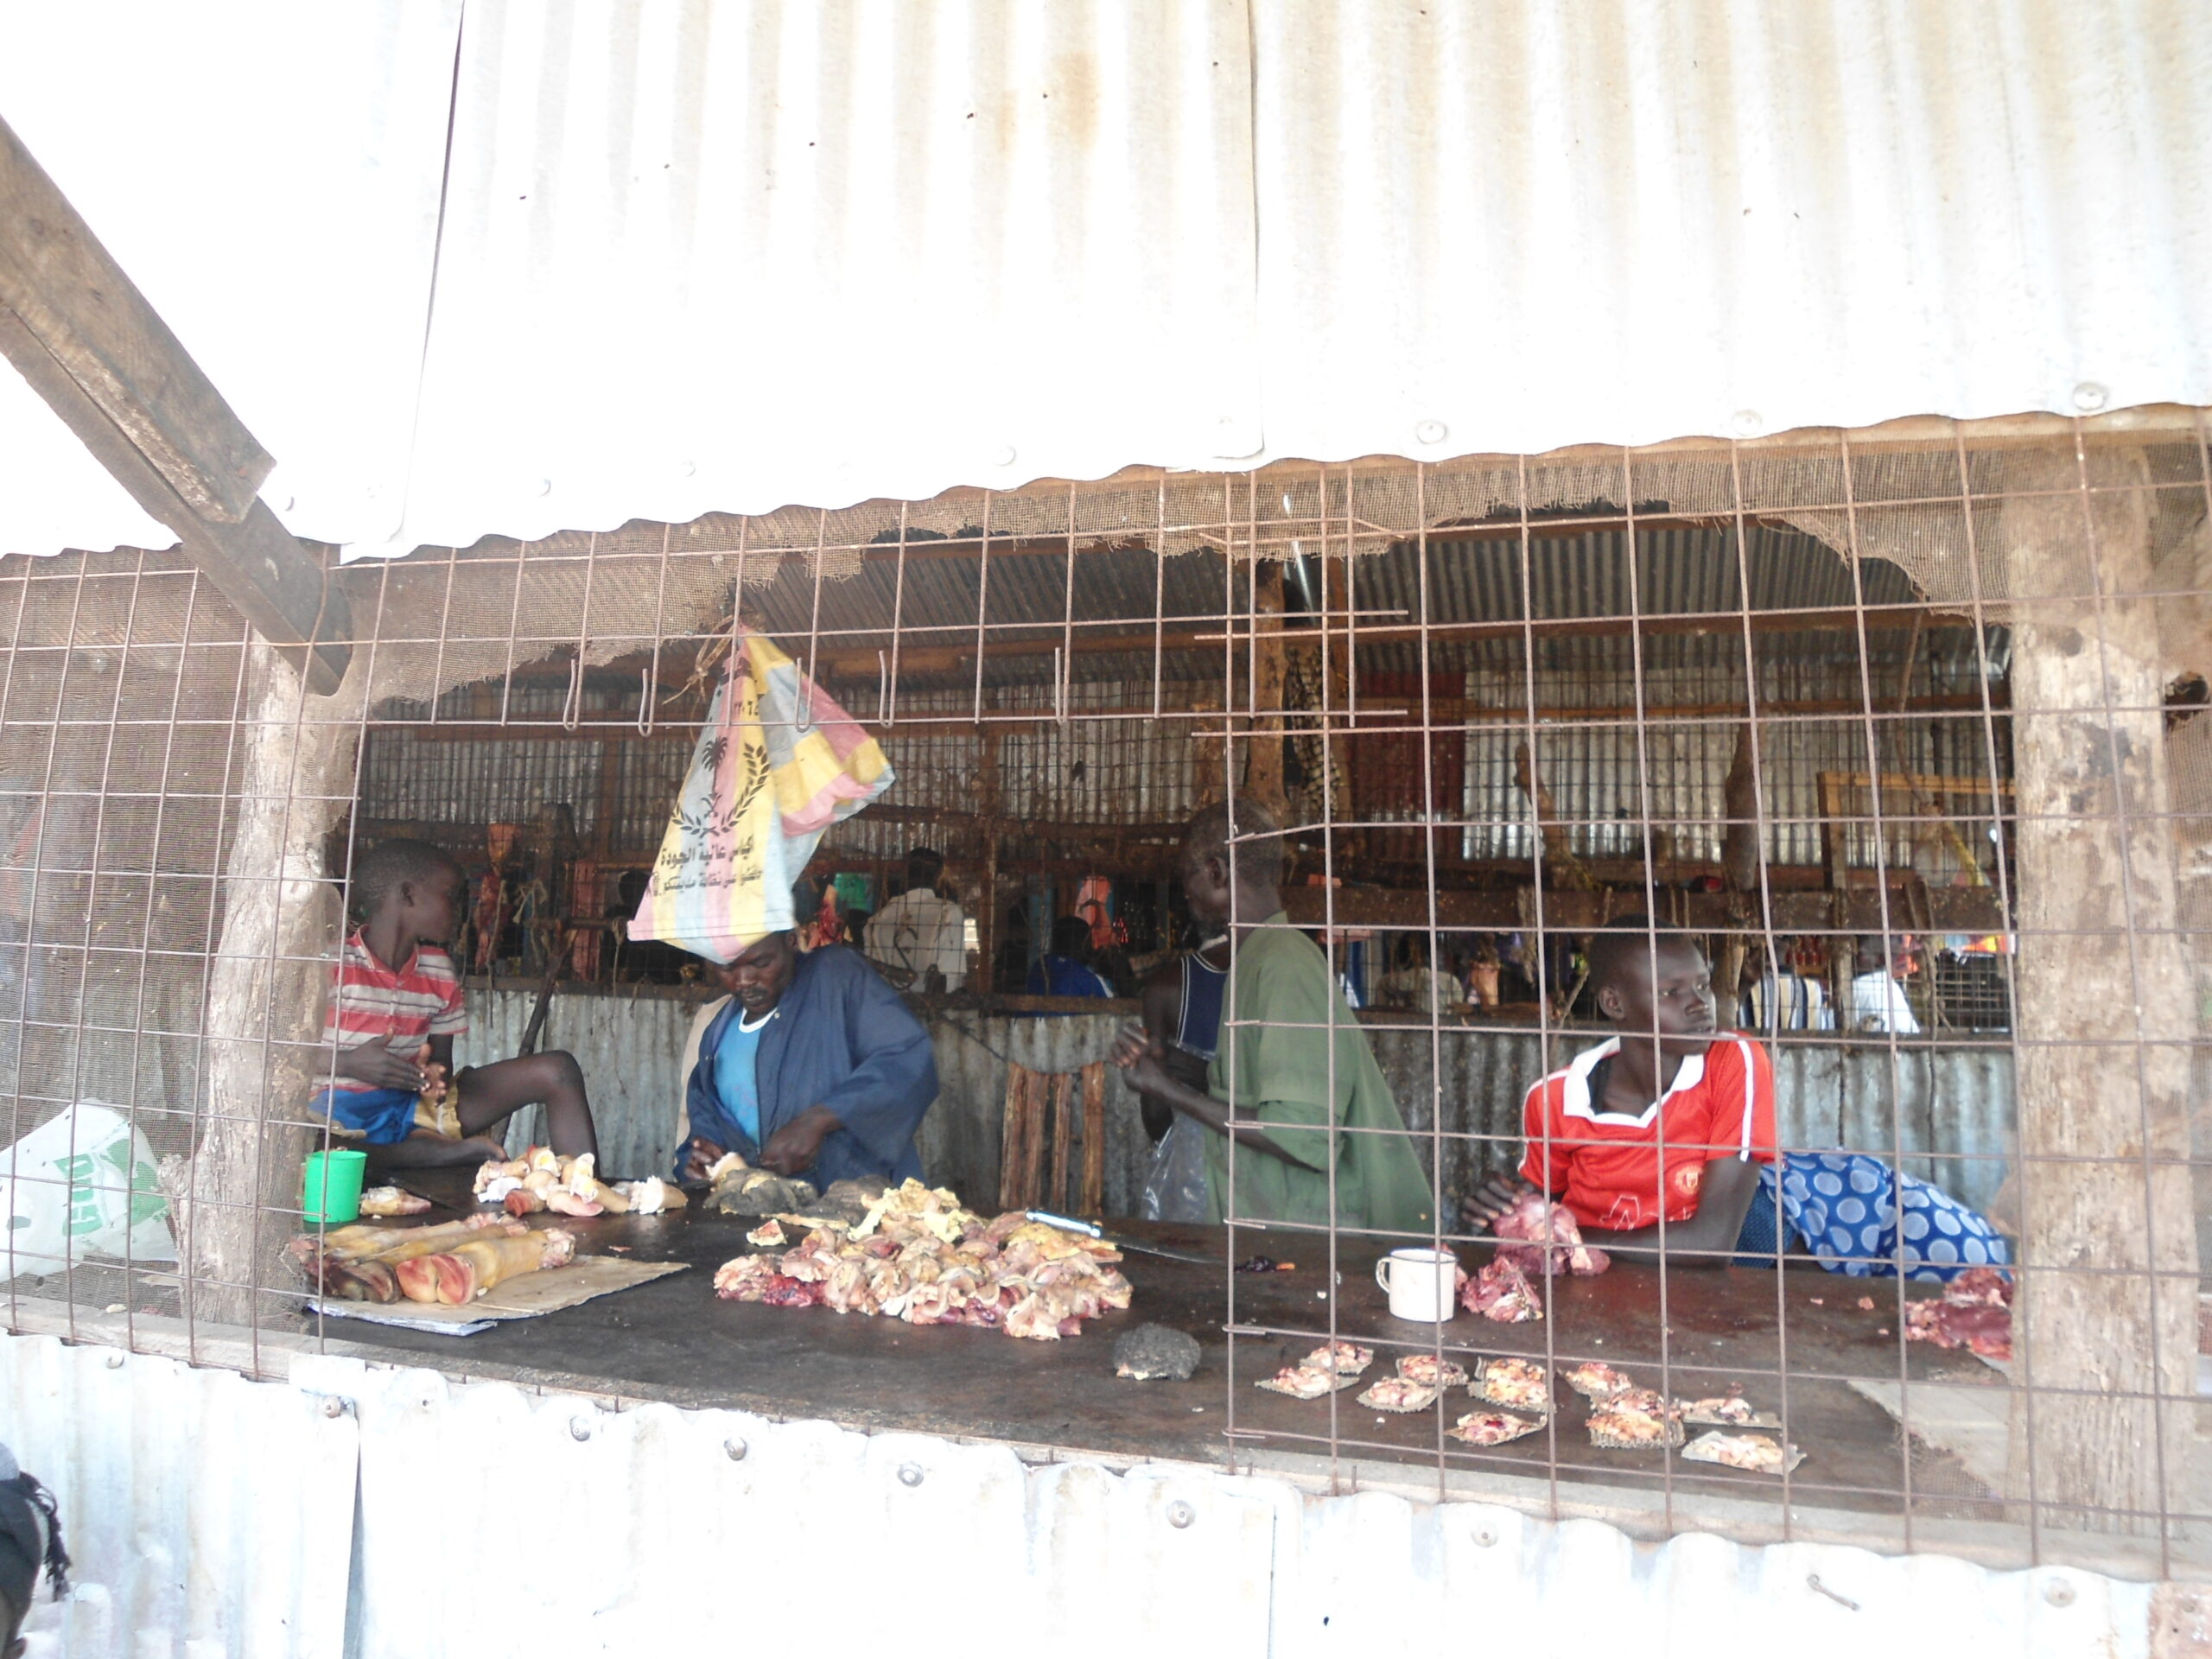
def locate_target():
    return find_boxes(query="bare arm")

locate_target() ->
[1133,976,1179,1141]
[1110,1020,1318,1170]
[1585,1157,1764,1269]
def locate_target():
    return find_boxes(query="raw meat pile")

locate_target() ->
[474,1147,685,1218]
[1903,1265,2012,1360]
[288,1213,575,1306]
[713,1179,1132,1341]
[1459,1259,1544,1323]
[1491,1192,1610,1277]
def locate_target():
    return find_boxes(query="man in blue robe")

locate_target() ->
[675,931,938,1186]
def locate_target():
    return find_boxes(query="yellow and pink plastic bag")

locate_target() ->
[628,629,893,963]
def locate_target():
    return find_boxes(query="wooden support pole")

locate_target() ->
[1245,561,1287,816]
[186,644,360,1327]
[2001,448,2197,1533]
[0,115,349,692]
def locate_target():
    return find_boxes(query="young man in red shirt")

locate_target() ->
[1460,920,1775,1267]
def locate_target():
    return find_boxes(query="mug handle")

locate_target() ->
[1374,1257,1394,1293]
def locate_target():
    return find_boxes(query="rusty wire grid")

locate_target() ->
[0,412,2208,1573]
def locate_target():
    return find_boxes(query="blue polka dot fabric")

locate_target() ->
[1763,1151,2009,1281]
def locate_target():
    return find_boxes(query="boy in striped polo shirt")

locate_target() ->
[1460,918,1776,1267]
[315,838,599,1170]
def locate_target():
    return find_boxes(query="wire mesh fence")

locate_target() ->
[1,410,2207,1572]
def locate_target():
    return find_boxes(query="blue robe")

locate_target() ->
[678,945,937,1185]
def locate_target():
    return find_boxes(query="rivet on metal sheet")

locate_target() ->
[1731,409,1764,437]
[2072,382,2109,412]
[2044,1578,2077,1608]
[1806,1574,1859,1611]
[1166,1500,1196,1529]
[1471,1526,1497,1548]
[104,1352,124,1370]
[723,1437,747,1462]
[320,1396,348,1420]
[898,1462,925,1488]
[1414,419,1447,446]
[569,1416,594,1442]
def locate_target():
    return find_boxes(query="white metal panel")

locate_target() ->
[1249,0,2212,464]
[1,1,2206,560]
[0,0,461,556]
[0,1333,355,1659]
[375,0,1260,552]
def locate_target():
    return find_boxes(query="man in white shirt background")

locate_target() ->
[864,846,969,992]
[1848,933,1923,1033]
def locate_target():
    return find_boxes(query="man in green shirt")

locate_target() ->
[1113,798,1435,1237]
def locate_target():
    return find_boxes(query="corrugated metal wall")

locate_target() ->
[5,2,2208,559]
[0,1331,2165,1656]
[469,989,2018,1215]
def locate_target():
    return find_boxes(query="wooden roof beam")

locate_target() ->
[0,115,349,692]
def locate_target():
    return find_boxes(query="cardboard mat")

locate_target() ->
[309,1256,689,1337]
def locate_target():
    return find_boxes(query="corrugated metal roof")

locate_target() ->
[3,1,2208,559]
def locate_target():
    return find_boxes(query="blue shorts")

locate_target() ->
[309,1086,420,1147]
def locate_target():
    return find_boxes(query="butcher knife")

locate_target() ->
[1024,1210,1213,1266]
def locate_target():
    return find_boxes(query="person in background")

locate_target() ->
[1375,935,1464,1019]
[1848,934,1923,1033]
[675,925,938,1185]
[1027,916,1115,1000]
[1740,939,1834,1033]
[0,1441,68,1657]
[863,846,968,992]
[1113,798,1433,1236]
[315,838,600,1171]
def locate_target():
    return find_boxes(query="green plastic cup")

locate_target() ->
[302,1148,368,1226]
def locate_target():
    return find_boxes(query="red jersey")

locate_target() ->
[321,930,468,1096]
[1519,1034,1777,1232]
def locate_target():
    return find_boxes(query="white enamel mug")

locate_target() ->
[1374,1247,1459,1321]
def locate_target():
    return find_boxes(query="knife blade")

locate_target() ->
[1025,1209,1214,1266]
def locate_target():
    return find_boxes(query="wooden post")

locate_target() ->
[0,116,350,690]
[2002,448,2197,1532]
[1245,561,1287,817]
[186,643,359,1328]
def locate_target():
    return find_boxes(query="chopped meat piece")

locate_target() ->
[1395,1354,1469,1389]
[746,1219,787,1249]
[1257,1365,1353,1399]
[1904,1266,2014,1360]
[1473,1357,1553,1414]
[1448,1409,1544,1446]
[1357,1376,1440,1413]
[1564,1361,1634,1400]
[1587,1396,1684,1448]
[1678,1389,1777,1428]
[1681,1430,1802,1474]
[357,1186,431,1218]
[1460,1259,1543,1323]
[1303,1341,1373,1376]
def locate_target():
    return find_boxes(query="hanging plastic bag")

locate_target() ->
[0,1101,176,1274]
[1139,1116,1211,1223]
[629,627,893,963]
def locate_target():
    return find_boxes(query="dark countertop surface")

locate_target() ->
[306,1173,2000,1520]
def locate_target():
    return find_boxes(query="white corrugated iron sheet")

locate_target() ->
[0,1331,2164,1656]
[2,1,2208,560]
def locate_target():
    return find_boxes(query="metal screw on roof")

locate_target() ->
[990,445,1017,468]
[1731,409,1764,437]
[723,1438,747,1462]
[2044,1578,2076,1608]
[2071,382,2109,412]
[1414,420,1447,446]
[1471,1526,1497,1548]
[1166,1500,1196,1529]
[898,1462,925,1487]
[569,1416,594,1441]
[320,1396,347,1420]
[104,1352,124,1370]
